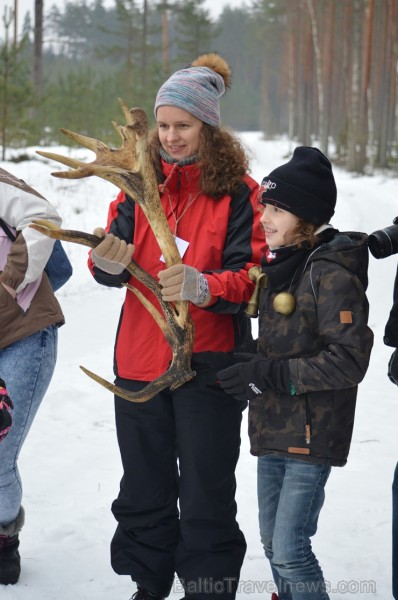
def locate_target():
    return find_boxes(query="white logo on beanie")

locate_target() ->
[262,179,277,190]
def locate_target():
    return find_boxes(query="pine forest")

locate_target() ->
[1,0,398,174]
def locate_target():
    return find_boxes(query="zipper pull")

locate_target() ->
[305,424,311,445]
[159,163,179,193]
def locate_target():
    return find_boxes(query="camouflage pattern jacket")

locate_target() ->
[250,230,374,467]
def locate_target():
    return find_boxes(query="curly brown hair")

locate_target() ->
[292,219,319,248]
[148,124,251,199]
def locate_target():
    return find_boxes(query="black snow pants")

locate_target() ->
[110,366,247,599]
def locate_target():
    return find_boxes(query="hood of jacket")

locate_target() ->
[304,230,369,291]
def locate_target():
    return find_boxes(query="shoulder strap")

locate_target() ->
[0,218,16,242]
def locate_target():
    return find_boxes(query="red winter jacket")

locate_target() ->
[89,160,265,381]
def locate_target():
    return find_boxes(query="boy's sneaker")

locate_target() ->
[0,534,21,585]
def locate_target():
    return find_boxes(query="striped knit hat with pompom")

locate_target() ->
[154,53,231,127]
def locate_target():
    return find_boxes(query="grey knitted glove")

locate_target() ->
[92,228,135,275]
[158,264,211,306]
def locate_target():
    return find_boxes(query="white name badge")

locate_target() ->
[160,236,189,262]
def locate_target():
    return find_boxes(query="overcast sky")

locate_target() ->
[12,0,249,25]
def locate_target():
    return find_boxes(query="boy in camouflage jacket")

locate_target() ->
[218,146,374,600]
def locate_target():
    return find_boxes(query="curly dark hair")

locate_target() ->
[292,219,319,248]
[148,124,251,199]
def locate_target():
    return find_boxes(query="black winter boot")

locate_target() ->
[130,586,165,600]
[0,534,20,585]
[0,507,24,585]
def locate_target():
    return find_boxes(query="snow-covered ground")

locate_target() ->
[1,134,398,599]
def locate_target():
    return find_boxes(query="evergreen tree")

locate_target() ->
[173,0,217,66]
[210,6,262,130]
[0,7,35,157]
[1,0,397,174]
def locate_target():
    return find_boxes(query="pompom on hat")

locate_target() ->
[154,53,231,127]
[259,146,337,226]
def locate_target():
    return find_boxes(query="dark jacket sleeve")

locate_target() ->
[384,262,398,347]
[204,183,263,314]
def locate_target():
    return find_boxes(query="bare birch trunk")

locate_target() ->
[347,0,362,171]
[306,0,325,152]
[288,6,296,150]
[161,0,170,77]
[13,0,18,48]
[1,8,13,160]
[33,0,44,98]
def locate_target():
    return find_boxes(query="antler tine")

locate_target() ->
[117,99,149,134]
[36,150,98,179]
[130,107,149,134]
[59,127,106,153]
[31,219,61,231]
[111,119,127,140]
[113,100,146,152]
[127,108,149,173]
[80,348,195,403]
[118,97,139,125]
[111,119,140,163]
[79,366,148,402]
[125,282,171,339]
[36,150,83,172]
[30,221,103,247]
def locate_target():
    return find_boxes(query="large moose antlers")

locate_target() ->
[31,99,195,403]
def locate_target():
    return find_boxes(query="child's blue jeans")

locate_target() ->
[0,326,58,526]
[257,454,331,600]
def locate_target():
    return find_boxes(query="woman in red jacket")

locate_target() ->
[89,53,264,600]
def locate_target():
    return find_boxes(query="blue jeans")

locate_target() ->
[393,462,398,599]
[0,326,58,526]
[257,455,331,600]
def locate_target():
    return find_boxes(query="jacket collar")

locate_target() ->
[160,157,202,194]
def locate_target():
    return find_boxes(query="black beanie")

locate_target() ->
[259,146,337,226]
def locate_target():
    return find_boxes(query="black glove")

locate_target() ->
[233,338,258,354]
[388,349,398,386]
[217,353,292,403]
[0,378,13,442]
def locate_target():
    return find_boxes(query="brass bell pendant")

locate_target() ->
[273,292,296,315]
[245,266,268,318]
